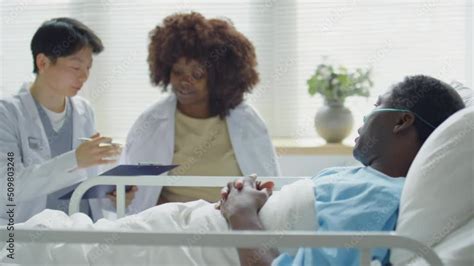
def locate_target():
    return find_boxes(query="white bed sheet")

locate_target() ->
[0,179,316,265]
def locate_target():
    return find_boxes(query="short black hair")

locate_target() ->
[389,75,465,143]
[31,17,104,73]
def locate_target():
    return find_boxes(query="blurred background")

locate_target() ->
[1,0,472,175]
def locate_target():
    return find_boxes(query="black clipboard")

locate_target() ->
[58,164,178,199]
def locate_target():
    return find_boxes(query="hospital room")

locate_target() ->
[0,0,472,265]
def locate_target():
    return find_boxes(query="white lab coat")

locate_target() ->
[121,93,281,215]
[0,83,103,224]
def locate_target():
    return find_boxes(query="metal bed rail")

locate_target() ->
[0,229,443,265]
[68,175,306,218]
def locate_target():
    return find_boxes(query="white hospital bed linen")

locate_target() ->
[0,179,316,265]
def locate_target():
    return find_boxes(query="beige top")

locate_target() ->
[160,110,243,203]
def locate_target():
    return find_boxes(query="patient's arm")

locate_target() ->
[219,177,279,266]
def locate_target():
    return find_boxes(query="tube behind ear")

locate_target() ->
[393,113,415,134]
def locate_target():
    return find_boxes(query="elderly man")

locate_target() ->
[219,75,465,265]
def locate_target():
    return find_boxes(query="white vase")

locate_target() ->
[315,99,354,143]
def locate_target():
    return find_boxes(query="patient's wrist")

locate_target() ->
[228,211,264,231]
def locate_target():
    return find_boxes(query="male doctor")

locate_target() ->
[0,18,124,224]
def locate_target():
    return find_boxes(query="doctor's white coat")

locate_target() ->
[121,94,281,215]
[0,84,102,224]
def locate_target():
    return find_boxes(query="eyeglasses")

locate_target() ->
[363,108,436,129]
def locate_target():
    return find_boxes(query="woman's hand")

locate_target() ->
[107,186,138,209]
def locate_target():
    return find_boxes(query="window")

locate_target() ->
[1,0,472,143]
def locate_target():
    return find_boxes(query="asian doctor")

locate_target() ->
[0,17,125,224]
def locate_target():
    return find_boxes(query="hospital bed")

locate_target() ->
[1,106,472,265]
[1,175,441,265]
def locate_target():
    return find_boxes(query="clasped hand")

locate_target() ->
[216,174,274,225]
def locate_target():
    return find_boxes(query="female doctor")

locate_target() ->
[121,12,281,215]
[0,18,123,224]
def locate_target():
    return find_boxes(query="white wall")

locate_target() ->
[278,154,359,177]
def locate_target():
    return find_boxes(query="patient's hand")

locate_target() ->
[107,186,138,208]
[218,176,274,227]
[218,176,279,266]
[218,174,274,203]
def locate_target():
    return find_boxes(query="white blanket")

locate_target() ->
[1,179,316,266]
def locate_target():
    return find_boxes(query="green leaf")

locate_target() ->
[306,61,373,100]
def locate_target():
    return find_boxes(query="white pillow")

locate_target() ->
[407,218,474,266]
[452,82,473,107]
[390,107,474,265]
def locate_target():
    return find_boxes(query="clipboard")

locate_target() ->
[99,164,178,176]
[58,164,178,200]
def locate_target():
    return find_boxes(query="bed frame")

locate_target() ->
[0,175,443,265]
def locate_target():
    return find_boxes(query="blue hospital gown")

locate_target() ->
[273,166,405,266]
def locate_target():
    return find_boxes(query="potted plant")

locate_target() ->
[307,63,373,143]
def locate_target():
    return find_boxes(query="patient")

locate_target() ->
[218,75,466,265]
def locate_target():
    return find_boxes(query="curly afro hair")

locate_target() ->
[147,12,259,117]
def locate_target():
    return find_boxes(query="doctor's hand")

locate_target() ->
[75,133,122,169]
[107,186,138,208]
[217,176,274,226]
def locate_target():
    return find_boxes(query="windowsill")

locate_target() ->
[113,137,354,156]
[273,138,354,156]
